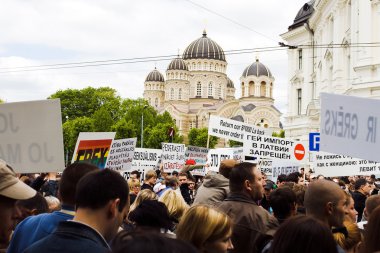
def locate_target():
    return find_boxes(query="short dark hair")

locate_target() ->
[131,170,141,179]
[286,172,299,184]
[75,169,129,212]
[229,162,256,193]
[178,172,188,178]
[277,174,287,183]
[165,176,178,188]
[354,178,368,190]
[59,162,99,205]
[270,187,296,222]
[172,171,179,176]
[16,192,49,215]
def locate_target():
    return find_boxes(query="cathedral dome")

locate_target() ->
[145,68,165,82]
[242,59,272,78]
[183,30,226,62]
[167,58,188,71]
[227,77,234,88]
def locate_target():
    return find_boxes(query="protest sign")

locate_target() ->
[243,133,307,162]
[207,148,234,172]
[161,143,186,173]
[258,160,273,176]
[312,151,380,177]
[105,138,136,172]
[320,93,380,162]
[271,160,300,183]
[71,132,115,169]
[232,147,244,163]
[185,145,209,176]
[0,99,65,173]
[208,115,272,142]
[128,148,162,180]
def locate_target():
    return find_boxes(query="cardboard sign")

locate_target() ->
[243,133,306,162]
[128,148,162,180]
[161,143,186,173]
[313,151,380,177]
[185,146,209,176]
[105,138,137,172]
[208,115,272,142]
[0,99,65,173]
[207,148,234,172]
[320,93,380,162]
[71,132,115,169]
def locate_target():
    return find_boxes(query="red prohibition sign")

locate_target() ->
[294,144,305,160]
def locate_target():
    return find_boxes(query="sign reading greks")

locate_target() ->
[320,93,380,163]
[0,99,65,173]
[208,115,272,142]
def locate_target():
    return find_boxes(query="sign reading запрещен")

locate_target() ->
[208,115,272,142]
[320,93,380,162]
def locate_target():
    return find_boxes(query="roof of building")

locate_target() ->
[183,30,226,62]
[288,0,315,30]
[242,59,273,78]
[167,57,188,71]
[227,77,235,88]
[145,68,165,82]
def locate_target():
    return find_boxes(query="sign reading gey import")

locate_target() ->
[0,99,65,173]
[320,93,380,162]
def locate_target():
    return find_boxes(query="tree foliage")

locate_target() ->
[228,140,243,147]
[272,130,285,138]
[188,128,219,148]
[145,123,183,149]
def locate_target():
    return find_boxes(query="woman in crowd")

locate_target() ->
[268,216,338,253]
[127,178,141,205]
[129,189,158,214]
[159,189,189,229]
[176,205,233,253]
[361,206,380,253]
[344,191,358,223]
[333,220,362,253]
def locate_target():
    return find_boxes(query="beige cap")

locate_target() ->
[0,159,36,200]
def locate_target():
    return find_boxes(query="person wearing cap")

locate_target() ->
[260,180,276,213]
[352,178,371,222]
[0,159,36,252]
[193,159,237,207]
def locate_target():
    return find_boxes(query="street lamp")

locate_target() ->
[141,105,148,148]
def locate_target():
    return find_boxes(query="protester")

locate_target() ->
[44,196,61,212]
[333,220,362,253]
[268,216,338,253]
[130,170,141,181]
[159,189,189,229]
[141,170,157,192]
[177,205,233,253]
[357,194,380,230]
[0,159,36,252]
[276,174,287,187]
[260,180,276,212]
[292,183,306,214]
[187,176,196,204]
[352,178,371,222]
[128,189,158,214]
[24,169,129,253]
[218,162,274,253]
[157,176,179,197]
[178,172,192,204]
[361,206,380,253]
[344,191,358,223]
[16,192,49,222]
[127,178,141,205]
[193,159,236,207]
[7,162,99,253]
[112,231,198,253]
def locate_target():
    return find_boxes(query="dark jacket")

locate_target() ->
[352,191,366,222]
[141,183,154,192]
[23,221,110,253]
[218,193,275,253]
[193,174,229,207]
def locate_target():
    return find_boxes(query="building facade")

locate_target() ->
[143,30,282,142]
[281,0,380,142]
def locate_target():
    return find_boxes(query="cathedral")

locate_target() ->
[143,30,282,141]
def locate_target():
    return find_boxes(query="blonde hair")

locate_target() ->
[176,205,232,250]
[145,170,157,180]
[333,220,362,251]
[129,189,158,213]
[127,178,141,192]
[159,189,189,222]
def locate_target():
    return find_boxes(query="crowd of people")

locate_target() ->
[1,157,380,253]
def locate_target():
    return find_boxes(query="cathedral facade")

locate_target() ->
[143,30,282,142]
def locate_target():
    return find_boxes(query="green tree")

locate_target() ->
[228,140,243,147]
[272,130,285,138]
[92,106,113,132]
[111,118,137,140]
[0,98,4,104]
[188,128,218,148]
[145,123,183,149]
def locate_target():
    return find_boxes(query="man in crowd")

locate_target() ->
[352,178,371,222]
[157,176,179,197]
[178,172,191,205]
[357,194,380,230]
[130,170,141,181]
[8,162,99,253]
[24,169,130,253]
[269,187,297,227]
[0,159,36,252]
[141,170,157,192]
[193,159,236,207]
[218,162,273,253]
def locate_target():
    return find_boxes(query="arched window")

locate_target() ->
[196,82,202,97]
[218,84,222,98]
[175,73,178,79]
[179,88,182,99]
[192,63,196,70]
[197,62,201,69]
[261,81,266,97]
[210,63,213,71]
[171,88,174,100]
[155,98,158,107]
[208,82,213,97]
[180,73,183,79]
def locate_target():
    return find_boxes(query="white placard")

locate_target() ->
[320,93,380,162]
[105,138,137,172]
[185,146,209,176]
[128,148,162,180]
[271,160,300,183]
[71,132,115,169]
[161,143,186,173]
[207,148,234,172]
[258,160,273,176]
[208,115,272,142]
[312,151,380,177]
[243,134,307,162]
[232,147,244,163]
[0,99,65,173]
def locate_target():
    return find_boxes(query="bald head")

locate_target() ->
[304,179,346,227]
[366,195,380,216]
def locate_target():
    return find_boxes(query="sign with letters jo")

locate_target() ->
[0,99,65,173]
[320,93,380,162]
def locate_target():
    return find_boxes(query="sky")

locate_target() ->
[0,0,308,114]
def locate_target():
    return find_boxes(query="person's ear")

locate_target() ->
[245,180,252,191]
[107,198,120,219]
[326,202,334,215]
